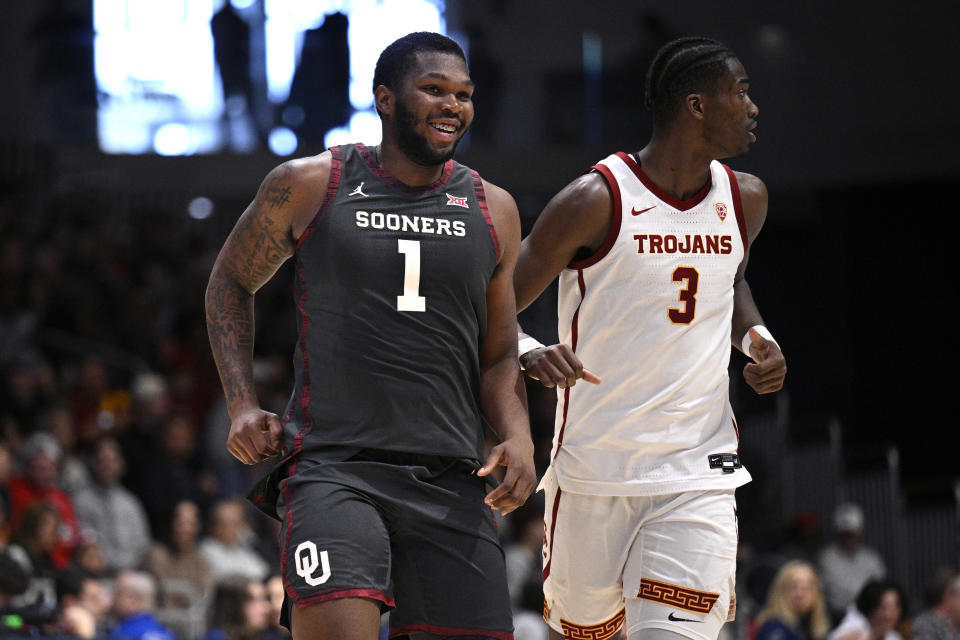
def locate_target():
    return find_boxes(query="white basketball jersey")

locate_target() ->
[550,152,752,496]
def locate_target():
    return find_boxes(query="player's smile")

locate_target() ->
[422,116,465,151]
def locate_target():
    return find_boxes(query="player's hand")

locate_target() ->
[520,343,601,389]
[226,407,283,464]
[743,328,786,394]
[478,435,536,516]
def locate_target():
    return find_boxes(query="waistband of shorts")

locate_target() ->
[349,447,481,471]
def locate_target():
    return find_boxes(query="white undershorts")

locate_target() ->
[540,467,738,640]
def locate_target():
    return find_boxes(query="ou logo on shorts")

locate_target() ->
[295,541,331,586]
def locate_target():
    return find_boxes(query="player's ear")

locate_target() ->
[374,85,394,117]
[685,93,705,121]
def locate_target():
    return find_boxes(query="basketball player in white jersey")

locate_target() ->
[513,37,787,640]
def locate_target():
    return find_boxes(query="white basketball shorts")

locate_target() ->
[540,468,738,640]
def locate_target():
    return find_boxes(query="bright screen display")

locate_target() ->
[94,0,446,155]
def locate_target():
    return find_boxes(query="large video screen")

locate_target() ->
[94,0,447,155]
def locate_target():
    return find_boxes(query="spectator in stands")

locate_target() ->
[0,543,30,609]
[754,560,832,640]
[72,538,108,578]
[198,499,269,582]
[141,499,214,607]
[818,503,887,623]
[108,570,178,640]
[909,567,960,640]
[6,431,82,568]
[41,405,91,496]
[0,542,53,636]
[828,578,905,640]
[135,412,216,535]
[0,354,58,440]
[263,575,289,638]
[68,355,132,448]
[73,436,152,571]
[6,502,60,614]
[203,575,273,640]
[57,566,112,639]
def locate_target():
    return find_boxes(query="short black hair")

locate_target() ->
[372,31,466,103]
[855,579,904,618]
[644,36,737,128]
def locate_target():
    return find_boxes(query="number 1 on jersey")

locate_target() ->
[397,239,426,312]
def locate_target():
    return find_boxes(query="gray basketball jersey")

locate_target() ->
[281,143,499,462]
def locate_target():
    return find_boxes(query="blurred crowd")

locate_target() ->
[2,188,959,640]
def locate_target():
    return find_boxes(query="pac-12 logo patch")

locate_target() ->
[446,193,469,208]
[295,541,331,586]
[715,202,728,221]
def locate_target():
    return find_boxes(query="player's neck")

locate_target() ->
[636,133,714,202]
[374,141,445,187]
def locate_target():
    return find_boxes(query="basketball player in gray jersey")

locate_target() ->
[205,32,535,640]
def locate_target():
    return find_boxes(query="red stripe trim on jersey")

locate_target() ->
[552,270,586,459]
[568,164,621,270]
[356,142,454,193]
[471,169,500,260]
[297,145,342,250]
[731,416,740,442]
[722,164,749,254]
[293,261,312,453]
[616,151,712,211]
[296,588,395,609]
[390,624,513,639]
[541,484,563,583]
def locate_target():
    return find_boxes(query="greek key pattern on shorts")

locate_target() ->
[543,599,551,624]
[637,578,719,614]
[559,608,625,640]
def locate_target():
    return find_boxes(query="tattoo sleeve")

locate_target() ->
[205,165,297,415]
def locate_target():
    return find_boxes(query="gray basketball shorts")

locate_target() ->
[275,449,514,639]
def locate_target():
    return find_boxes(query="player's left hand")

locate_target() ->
[477,435,536,516]
[743,327,786,394]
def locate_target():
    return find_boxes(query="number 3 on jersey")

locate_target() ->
[668,266,699,324]
[397,239,426,312]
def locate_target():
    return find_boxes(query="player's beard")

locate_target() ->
[393,98,465,167]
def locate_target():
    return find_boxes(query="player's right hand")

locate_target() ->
[520,343,601,389]
[226,408,283,465]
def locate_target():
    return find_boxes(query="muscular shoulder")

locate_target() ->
[531,170,612,252]
[733,170,768,243]
[260,151,334,239]
[558,170,613,213]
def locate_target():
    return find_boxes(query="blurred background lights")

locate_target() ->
[95,0,446,155]
[268,127,299,155]
[188,197,216,220]
[325,110,382,149]
[153,123,195,156]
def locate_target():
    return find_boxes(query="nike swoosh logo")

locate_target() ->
[668,612,703,623]
[632,205,656,216]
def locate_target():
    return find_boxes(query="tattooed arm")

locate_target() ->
[205,154,331,464]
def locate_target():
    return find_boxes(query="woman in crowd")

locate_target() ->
[754,560,832,640]
[6,502,61,613]
[140,498,213,606]
[828,579,905,640]
[203,575,273,640]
